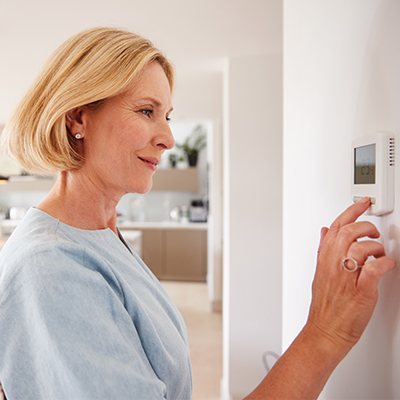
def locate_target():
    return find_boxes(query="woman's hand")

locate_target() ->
[245,197,396,399]
[304,197,396,355]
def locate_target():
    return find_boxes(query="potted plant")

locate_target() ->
[168,153,177,168]
[176,156,187,169]
[176,125,206,167]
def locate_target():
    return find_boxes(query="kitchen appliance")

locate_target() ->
[189,200,207,222]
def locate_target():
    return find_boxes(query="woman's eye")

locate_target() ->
[141,109,153,117]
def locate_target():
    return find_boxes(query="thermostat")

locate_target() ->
[352,132,395,216]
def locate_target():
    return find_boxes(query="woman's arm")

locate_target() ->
[245,197,396,399]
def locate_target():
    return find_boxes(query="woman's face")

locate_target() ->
[72,62,175,197]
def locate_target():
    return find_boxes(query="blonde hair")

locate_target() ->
[1,27,175,172]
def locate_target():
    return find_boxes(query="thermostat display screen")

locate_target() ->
[354,144,376,184]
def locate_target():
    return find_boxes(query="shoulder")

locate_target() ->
[0,208,122,299]
[0,208,83,274]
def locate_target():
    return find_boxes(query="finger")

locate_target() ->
[347,240,386,265]
[318,227,329,254]
[335,221,380,254]
[330,197,371,232]
[357,256,396,298]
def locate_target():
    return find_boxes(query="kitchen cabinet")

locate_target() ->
[119,230,143,258]
[140,227,207,281]
[140,229,164,277]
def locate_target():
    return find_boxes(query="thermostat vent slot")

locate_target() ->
[389,137,395,166]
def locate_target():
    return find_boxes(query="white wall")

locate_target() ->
[283,0,400,398]
[223,53,283,399]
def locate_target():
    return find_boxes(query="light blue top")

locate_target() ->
[0,208,193,400]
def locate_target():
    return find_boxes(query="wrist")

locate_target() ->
[246,324,349,399]
[300,321,353,368]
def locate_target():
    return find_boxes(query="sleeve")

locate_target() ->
[0,245,167,400]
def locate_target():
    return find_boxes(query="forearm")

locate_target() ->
[244,327,347,400]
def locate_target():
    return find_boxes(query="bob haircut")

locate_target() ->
[1,27,175,173]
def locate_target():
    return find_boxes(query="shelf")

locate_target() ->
[0,168,199,193]
[0,176,57,192]
[151,167,198,192]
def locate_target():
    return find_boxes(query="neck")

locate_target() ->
[38,171,122,235]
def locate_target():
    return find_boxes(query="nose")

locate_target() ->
[156,122,175,151]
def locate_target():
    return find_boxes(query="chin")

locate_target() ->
[132,180,153,195]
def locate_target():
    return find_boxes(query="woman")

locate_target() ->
[0,27,395,399]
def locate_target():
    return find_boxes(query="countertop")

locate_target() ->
[117,221,208,231]
[0,229,144,252]
[0,219,208,235]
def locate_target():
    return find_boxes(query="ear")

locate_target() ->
[66,107,85,138]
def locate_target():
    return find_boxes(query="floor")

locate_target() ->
[161,281,223,400]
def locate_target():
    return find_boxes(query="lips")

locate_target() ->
[138,156,160,169]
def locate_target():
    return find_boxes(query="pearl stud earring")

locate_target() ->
[75,134,82,139]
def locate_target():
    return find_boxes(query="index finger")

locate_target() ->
[330,197,371,232]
